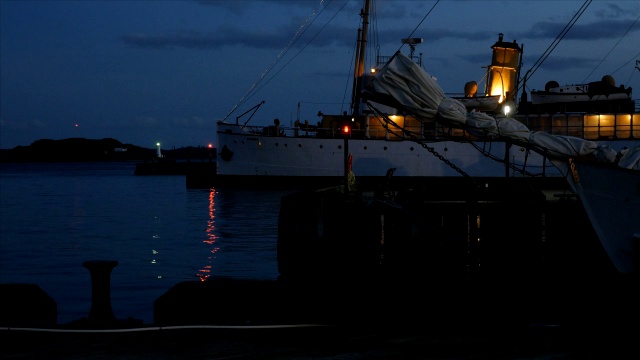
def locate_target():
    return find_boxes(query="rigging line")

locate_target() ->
[342,36,358,114]
[615,50,640,74]
[528,0,591,75]
[583,14,640,82]
[617,51,640,86]
[346,0,375,113]
[363,0,439,89]
[365,101,475,181]
[524,0,591,84]
[628,57,640,89]
[222,0,329,121]
[528,0,591,80]
[367,0,379,72]
[395,0,439,56]
[242,0,350,108]
[628,58,640,90]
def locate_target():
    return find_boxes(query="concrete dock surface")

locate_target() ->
[3,276,638,359]
[2,321,637,359]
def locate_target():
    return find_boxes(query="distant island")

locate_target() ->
[0,138,216,163]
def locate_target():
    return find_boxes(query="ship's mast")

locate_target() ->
[356,0,370,79]
[351,0,370,119]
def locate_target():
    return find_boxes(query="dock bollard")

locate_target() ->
[82,260,118,324]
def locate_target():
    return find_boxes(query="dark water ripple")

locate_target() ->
[0,162,292,324]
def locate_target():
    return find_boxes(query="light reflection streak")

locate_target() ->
[197,188,219,281]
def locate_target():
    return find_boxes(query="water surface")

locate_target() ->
[0,162,290,324]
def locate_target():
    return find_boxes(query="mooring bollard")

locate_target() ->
[82,260,118,324]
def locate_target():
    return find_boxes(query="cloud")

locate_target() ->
[0,117,48,130]
[536,56,599,72]
[595,3,629,19]
[194,0,248,14]
[135,116,159,127]
[527,19,639,40]
[120,19,355,50]
[119,0,365,51]
[131,2,633,52]
[171,116,211,128]
[195,0,320,14]
[120,31,229,49]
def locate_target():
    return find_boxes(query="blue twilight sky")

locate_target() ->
[1,0,639,149]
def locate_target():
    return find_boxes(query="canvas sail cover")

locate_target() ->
[364,52,640,170]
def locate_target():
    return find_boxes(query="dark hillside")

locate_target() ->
[0,138,214,162]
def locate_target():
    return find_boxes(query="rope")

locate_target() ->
[365,102,476,184]
[522,0,592,86]
[1,324,330,333]
[583,14,640,82]
[222,0,334,121]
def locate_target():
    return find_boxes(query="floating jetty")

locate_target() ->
[134,143,216,178]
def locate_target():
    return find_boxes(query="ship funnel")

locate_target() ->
[488,34,522,103]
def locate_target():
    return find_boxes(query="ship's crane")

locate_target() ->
[236,100,265,126]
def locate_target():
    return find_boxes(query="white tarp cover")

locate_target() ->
[368,51,445,121]
[618,146,640,169]
[367,52,640,170]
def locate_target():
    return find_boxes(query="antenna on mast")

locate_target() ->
[402,38,424,66]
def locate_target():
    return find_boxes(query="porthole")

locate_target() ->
[298,144,302,148]
[364,146,367,150]
[338,145,342,150]
[410,147,414,151]
[384,146,387,150]
[320,145,323,149]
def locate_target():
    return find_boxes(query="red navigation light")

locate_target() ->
[342,124,351,135]
[208,143,213,149]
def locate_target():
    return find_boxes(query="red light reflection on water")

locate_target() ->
[197,188,220,281]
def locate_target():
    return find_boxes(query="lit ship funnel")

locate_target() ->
[488,33,523,103]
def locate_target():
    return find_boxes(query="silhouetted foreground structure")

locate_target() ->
[2,179,639,358]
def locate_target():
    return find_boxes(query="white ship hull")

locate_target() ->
[215,121,562,189]
[552,159,640,273]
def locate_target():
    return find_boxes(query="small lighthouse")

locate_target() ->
[156,142,163,158]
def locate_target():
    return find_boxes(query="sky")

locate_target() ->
[1,0,639,150]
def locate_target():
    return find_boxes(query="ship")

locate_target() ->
[214,0,638,192]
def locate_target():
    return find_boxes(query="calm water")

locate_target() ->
[0,162,293,325]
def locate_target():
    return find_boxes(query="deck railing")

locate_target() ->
[514,113,639,140]
[237,112,638,142]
